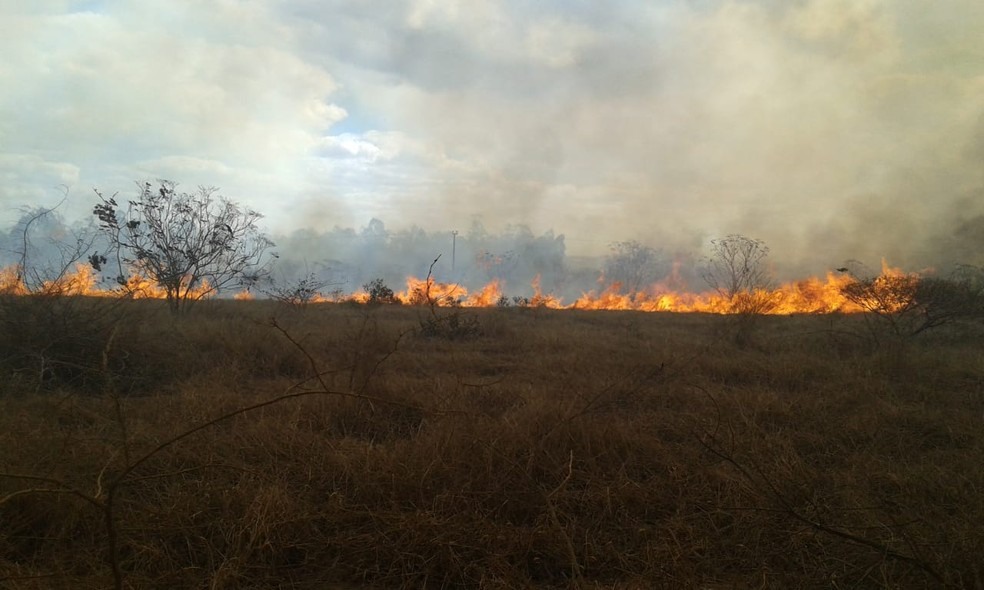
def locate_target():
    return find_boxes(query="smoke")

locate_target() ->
[270,219,577,299]
[1,1,981,276]
[2,201,981,304]
[280,0,984,276]
[0,206,105,289]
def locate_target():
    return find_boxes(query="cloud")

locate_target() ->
[0,0,344,222]
[0,155,80,214]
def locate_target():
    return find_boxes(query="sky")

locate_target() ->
[1,0,982,276]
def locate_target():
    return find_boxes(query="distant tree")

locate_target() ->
[361,218,389,243]
[466,218,489,241]
[603,241,666,293]
[476,250,515,281]
[513,227,568,291]
[91,181,275,312]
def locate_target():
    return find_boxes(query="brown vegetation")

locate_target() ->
[1,299,983,589]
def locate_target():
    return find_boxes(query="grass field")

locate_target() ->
[1,298,982,589]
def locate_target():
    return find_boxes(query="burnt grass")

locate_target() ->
[1,299,983,589]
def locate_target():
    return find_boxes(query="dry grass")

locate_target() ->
[1,299,983,589]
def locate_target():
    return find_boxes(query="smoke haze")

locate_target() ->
[1,1,982,278]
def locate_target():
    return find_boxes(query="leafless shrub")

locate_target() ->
[0,196,126,392]
[701,234,773,303]
[414,256,482,339]
[701,234,776,346]
[91,181,275,313]
[1,192,97,296]
[261,272,333,308]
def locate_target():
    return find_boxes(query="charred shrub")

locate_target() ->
[363,278,398,305]
[263,272,329,308]
[417,310,482,340]
[404,283,461,307]
[512,296,531,307]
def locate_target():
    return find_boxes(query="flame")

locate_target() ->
[398,276,468,306]
[0,264,214,300]
[837,260,921,314]
[466,279,502,307]
[0,266,28,295]
[529,274,563,308]
[42,264,101,295]
[0,259,930,316]
[0,264,101,296]
[566,272,862,314]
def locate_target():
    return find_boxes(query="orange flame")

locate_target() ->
[398,276,468,306]
[41,264,101,295]
[466,279,502,307]
[0,264,214,301]
[0,266,28,295]
[1,260,928,315]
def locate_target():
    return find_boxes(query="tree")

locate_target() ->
[701,234,773,301]
[91,181,275,312]
[603,241,666,294]
[701,234,776,346]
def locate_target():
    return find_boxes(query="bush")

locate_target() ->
[701,234,776,346]
[840,266,984,343]
[363,278,398,304]
[0,294,125,392]
[262,272,330,308]
[92,181,275,313]
[417,310,483,340]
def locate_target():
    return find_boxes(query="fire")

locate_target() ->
[529,275,563,309]
[384,277,503,307]
[837,260,922,314]
[466,279,503,307]
[398,276,468,306]
[0,266,28,295]
[0,260,927,316]
[0,263,214,301]
[42,264,101,295]
[0,263,101,296]
[341,270,870,314]
[357,263,912,314]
